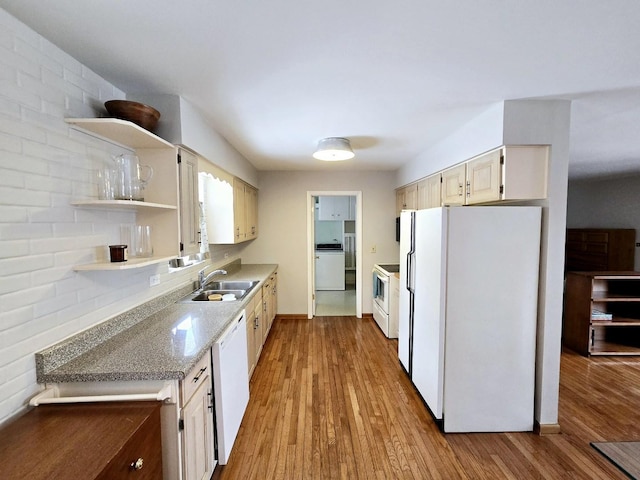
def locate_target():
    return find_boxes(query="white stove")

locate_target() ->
[372,263,400,338]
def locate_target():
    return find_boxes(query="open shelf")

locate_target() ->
[73,256,176,271]
[564,271,640,356]
[71,199,177,210]
[67,117,181,272]
[65,118,173,149]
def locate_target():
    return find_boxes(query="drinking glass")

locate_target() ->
[134,225,153,257]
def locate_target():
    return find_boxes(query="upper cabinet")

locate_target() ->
[203,174,258,244]
[178,148,200,256]
[395,184,418,216]
[318,196,351,221]
[397,145,549,212]
[235,178,258,241]
[66,118,180,270]
[424,173,442,209]
[441,164,466,206]
[466,146,548,204]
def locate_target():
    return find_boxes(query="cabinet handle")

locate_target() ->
[192,367,207,383]
[458,183,463,196]
[130,458,144,471]
[466,181,470,197]
[207,389,213,411]
[254,315,259,329]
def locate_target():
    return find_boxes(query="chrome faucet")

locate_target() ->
[199,268,227,289]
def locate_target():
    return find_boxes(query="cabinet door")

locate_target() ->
[404,184,417,210]
[425,174,442,208]
[245,185,258,240]
[254,297,263,365]
[396,188,406,216]
[182,379,215,480]
[233,180,246,241]
[332,197,350,220]
[441,164,465,205]
[416,179,428,210]
[179,149,200,256]
[466,149,502,204]
[318,196,350,220]
[246,295,256,379]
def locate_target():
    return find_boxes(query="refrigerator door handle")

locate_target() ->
[406,251,412,291]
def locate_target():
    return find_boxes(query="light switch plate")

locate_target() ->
[149,274,160,286]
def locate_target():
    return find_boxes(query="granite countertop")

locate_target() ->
[36,263,278,384]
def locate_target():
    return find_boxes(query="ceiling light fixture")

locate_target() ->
[313,137,354,161]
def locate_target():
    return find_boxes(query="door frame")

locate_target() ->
[306,191,363,319]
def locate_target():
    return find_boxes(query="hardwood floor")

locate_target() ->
[213,316,640,479]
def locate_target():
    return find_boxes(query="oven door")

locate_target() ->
[373,269,390,314]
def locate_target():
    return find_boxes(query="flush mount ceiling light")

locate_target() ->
[313,137,354,161]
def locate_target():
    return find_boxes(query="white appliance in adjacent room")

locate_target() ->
[315,243,346,290]
[399,206,541,433]
[212,311,249,464]
[372,263,400,338]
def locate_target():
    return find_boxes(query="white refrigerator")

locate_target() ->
[399,206,541,432]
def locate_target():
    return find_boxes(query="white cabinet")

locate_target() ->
[178,148,200,256]
[315,252,345,290]
[441,164,466,206]
[66,118,180,270]
[396,184,418,216]
[440,146,548,206]
[204,176,258,244]
[180,351,215,480]
[318,196,350,220]
[420,174,442,209]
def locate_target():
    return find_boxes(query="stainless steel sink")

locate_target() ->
[180,280,260,302]
[191,289,248,301]
[203,280,260,291]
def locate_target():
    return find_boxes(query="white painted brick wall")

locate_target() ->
[0,9,200,425]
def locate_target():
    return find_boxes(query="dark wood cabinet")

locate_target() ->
[0,401,162,480]
[565,228,635,271]
[563,271,640,356]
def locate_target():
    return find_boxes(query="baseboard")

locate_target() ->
[276,313,374,320]
[534,421,562,435]
[274,314,309,320]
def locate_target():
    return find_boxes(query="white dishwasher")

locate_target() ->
[211,310,249,465]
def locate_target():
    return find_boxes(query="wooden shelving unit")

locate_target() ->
[563,271,640,356]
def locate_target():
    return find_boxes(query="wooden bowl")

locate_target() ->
[104,100,161,132]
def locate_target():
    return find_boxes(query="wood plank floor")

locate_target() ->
[213,316,640,479]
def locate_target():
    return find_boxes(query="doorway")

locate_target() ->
[307,191,362,319]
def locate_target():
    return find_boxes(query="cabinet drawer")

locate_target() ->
[583,242,608,254]
[584,232,609,243]
[96,405,163,479]
[181,350,211,404]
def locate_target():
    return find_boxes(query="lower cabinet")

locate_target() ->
[246,270,278,382]
[0,401,163,480]
[180,351,215,480]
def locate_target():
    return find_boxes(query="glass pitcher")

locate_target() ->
[113,154,153,201]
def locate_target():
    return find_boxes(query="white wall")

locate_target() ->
[502,99,571,428]
[397,102,505,186]
[568,176,640,270]
[0,10,210,424]
[128,93,259,187]
[241,171,398,314]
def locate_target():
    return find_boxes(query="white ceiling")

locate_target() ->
[3,0,640,179]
